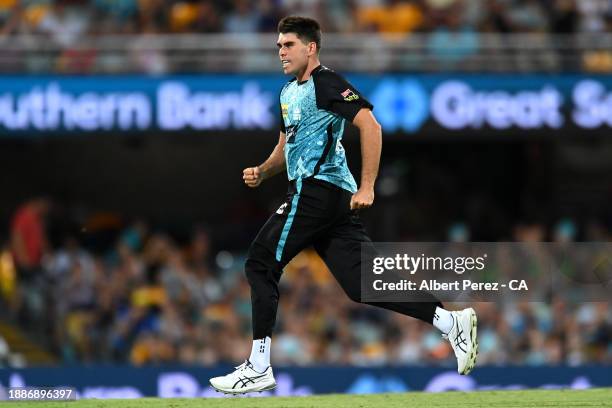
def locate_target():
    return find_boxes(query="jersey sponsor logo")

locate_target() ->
[285,124,297,143]
[276,202,288,215]
[292,107,301,121]
[341,88,359,102]
[335,139,345,155]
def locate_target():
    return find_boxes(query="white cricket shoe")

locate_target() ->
[209,360,276,394]
[444,307,478,375]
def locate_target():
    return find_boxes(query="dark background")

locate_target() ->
[2,129,610,251]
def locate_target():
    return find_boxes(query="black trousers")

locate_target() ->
[246,177,442,339]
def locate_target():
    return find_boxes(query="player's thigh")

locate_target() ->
[248,197,329,274]
[314,212,376,297]
[246,210,287,278]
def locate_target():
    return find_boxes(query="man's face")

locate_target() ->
[277,32,312,75]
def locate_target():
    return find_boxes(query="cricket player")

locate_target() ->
[210,16,478,394]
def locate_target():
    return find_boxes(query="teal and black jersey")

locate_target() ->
[279,65,373,193]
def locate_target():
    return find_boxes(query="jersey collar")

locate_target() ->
[297,64,324,85]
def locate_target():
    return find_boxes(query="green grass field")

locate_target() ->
[10,389,612,408]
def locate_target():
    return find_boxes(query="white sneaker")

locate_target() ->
[443,308,478,375]
[209,360,276,394]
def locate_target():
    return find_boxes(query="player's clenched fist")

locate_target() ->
[243,166,263,188]
[350,187,374,210]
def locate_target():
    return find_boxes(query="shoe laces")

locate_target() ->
[234,360,252,371]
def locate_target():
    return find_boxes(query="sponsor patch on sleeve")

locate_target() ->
[340,89,359,102]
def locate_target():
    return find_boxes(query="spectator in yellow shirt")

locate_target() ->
[356,0,424,35]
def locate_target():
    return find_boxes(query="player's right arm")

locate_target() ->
[243,132,286,188]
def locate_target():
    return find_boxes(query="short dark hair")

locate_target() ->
[277,16,321,53]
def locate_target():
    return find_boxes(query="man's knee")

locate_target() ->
[245,256,267,284]
[245,243,280,284]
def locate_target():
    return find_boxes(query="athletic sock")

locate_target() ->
[433,307,454,335]
[249,337,271,373]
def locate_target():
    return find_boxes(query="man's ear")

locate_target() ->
[308,42,317,56]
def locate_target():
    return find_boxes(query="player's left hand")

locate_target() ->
[350,188,374,210]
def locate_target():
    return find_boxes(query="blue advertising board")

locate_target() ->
[1,75,612,136]
[0,366,610,399]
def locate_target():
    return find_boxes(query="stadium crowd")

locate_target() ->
[1,0,611,39]
[0,198,610,367]
[1,0,611,74]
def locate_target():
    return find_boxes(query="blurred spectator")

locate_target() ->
[193,0,223,33]
[577,0,612,33]
[505,0,549,33]
[0,0,22,36]
[426,12,480,68]
[37,1,92,47]
[8,198,51,334]
[169,1,200,32]
[223,0,262,33]
[0,245,16,302]
[127,22,169,74]
[10,198,50,281]
[485,1,514,33]
[95,0,138,22]
[356,0,424,35]
[258,0,283,32]
[551,0,579,33]
[553,218,577,242]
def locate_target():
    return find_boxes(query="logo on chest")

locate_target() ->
[281,104,289,120]
[292,107,301,121]
[285,124,297,144]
